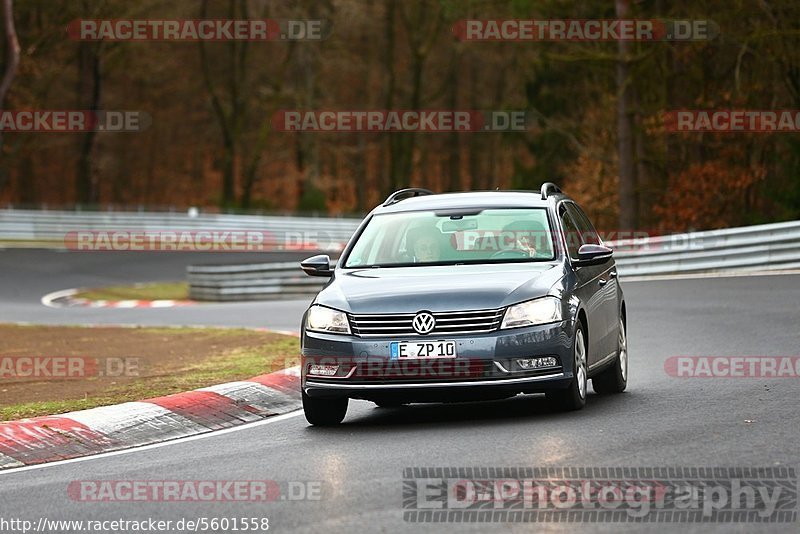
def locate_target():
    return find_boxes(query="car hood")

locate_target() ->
[315,263,565,314]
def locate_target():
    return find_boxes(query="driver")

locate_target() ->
[406,227,442,262]
[501,220,548,257]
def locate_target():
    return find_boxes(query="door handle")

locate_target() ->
[598,279,608,287]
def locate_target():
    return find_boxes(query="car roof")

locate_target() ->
[373,190,567,214]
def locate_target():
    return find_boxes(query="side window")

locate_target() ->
[566,203,601,245]
[559,206,582,260]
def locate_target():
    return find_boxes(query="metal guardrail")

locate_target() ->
[1,209,797,299]
[610,220,800,276]
[188,219,800,300]
[0,209,361,250]
[187,262,331,300]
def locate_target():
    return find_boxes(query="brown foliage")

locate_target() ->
[654,161,766,233]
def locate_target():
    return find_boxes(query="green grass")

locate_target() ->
[74,281,189,301]
[0,328,299,421]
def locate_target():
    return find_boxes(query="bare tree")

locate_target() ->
[616,0,636,229]
[0,0,20,194]
[0,0,19,127]
[75,36,103,204]
[0,0,18,107]
[199,0,249,208]
[384,0,443,193]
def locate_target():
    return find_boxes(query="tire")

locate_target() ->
[546,324,587,411]
[592,317,628,394]
[302,391,348,426]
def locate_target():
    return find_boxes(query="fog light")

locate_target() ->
[516,357,558,370]
[308,364,339,376]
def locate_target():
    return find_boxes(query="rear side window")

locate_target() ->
[566,203,601,245]
[559,206,582,260]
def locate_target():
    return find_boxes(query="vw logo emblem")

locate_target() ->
[412,312,436,335]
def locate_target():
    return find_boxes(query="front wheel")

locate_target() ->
[546,324,587,411]
[592,318,628,394]
[302,391,348,426]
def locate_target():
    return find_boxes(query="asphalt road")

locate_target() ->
[0,249,313,331]
[0,249,798,532]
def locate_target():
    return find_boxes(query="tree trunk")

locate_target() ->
[394,0,443,190]
[0,0,18,107]
[355,134,367,212]
[467,45,481,190]
[76,39,102,204]
[383,0,397,195]
[616,0,636,230]
[447,48,461,191]
[199,0,245,208]
[0,0,20,195]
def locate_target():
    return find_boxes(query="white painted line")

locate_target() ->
[0,410,304,476]
[0,452,24,469]
[40,287,78,308]
[40,290,193,309]
[150,300,176,308]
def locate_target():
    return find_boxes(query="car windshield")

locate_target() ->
[343,208,555,267]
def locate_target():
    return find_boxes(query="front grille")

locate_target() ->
[349,308,505,337]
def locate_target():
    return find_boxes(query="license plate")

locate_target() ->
[390,341,457,359]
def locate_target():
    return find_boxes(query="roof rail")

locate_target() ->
[382,188,434,207]
[540,182,562,200]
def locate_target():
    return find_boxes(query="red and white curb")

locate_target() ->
[41,288,196,309]
[0,367,300,470]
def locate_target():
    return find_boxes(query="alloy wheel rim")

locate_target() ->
[576,329,587,399]
[619,321,628,382]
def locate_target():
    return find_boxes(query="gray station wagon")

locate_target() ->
[299,184,628,425]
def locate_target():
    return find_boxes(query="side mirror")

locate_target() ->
[300,254,333,277]
[575,244,613,266]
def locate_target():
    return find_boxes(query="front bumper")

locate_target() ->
[301,320,575,402]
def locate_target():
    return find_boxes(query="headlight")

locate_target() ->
[501,297,562,329]
[306,305,351,334]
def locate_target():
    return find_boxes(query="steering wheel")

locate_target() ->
[490,249,531,260]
